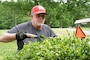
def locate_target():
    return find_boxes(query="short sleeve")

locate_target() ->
[44,24,57,37]
[7,26,19,33]
[48,27,57,37]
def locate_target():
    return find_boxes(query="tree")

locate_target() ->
[0,0,90,29]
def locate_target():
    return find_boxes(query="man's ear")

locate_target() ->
[30,14,33,17]
[30,14,33,19]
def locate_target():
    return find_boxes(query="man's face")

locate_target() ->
[31,13,46,26]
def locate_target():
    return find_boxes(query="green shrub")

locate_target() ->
[4,36,90,60]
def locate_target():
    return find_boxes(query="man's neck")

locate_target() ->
[36,26,42,30]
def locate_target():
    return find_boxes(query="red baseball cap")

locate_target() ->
[31,5,47,14]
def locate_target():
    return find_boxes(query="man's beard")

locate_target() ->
[37,23,44,26]
[36,21,45,26]
[32,19,45,27]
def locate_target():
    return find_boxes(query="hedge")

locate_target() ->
[4,36,90,60]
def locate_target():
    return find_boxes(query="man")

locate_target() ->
[0,5,56,50]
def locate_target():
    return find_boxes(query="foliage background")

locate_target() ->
[0,0,90,29]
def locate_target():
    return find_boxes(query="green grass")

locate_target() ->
[0,30,17,60]
[0,30,7,35]
[82,27,90,31]
[0,41,17,60]
[52,28,74,36]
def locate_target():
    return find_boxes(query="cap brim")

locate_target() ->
[33,11,47,15]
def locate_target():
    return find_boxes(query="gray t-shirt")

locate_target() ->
[8,22,56,44]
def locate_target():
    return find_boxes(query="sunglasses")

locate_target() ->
[35,14,46,18]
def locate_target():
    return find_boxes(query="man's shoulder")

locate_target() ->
[43,24,48,27]
[16,22,31,27]
[43,24,50,29]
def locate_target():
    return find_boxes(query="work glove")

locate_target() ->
[16,32,27,41]
[16,32,37,41]
[16,32,27,52]
[16,32,37,52]
[17,40,24,52]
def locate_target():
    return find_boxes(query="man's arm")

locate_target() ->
[0,32,37,43]
[0,33,16,43]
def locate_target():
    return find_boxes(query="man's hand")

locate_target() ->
[16,32,27,41]
[16,32,37,41]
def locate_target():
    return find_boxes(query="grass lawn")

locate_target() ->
[82,27,90,31]
[0,30,17,60]
[52,28,74,36]
[0,30,8,35]
[0,41,17,60]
